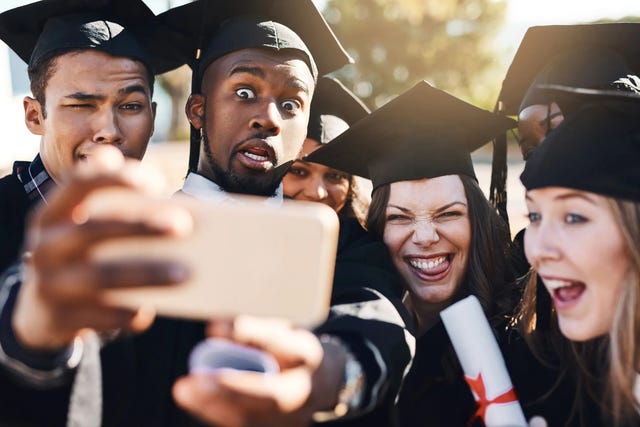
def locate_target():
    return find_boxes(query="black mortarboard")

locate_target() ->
[521,86,640,202]
[491,24,640,224]
[157,0,352,172]
[497,23,640,116]
[0,0,186,75]
[306,81,517,191]
[307,77,370,145]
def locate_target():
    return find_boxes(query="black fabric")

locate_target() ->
[157,0,351,79]
[306,81,517,190]
[521,91,640,202]
[0,169,31,273]
[0,217,413,427]
[518,48,633,111]
[398,321,479,427]
[497,23,640,116]
[0,0,185,75]
[306,77,370,145]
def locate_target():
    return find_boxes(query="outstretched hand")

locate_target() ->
[12,145,192,350]
[173,315,347,427]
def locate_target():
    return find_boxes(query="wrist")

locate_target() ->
[311,334,365,422]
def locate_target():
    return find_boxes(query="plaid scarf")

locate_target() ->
[15,154,55,206]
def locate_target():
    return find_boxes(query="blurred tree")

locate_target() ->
[324,0,508,109]
[157,64,191,141]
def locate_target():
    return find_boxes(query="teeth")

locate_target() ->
[544,279,574,290]
[244,151,268,162]
[409,256,446,271]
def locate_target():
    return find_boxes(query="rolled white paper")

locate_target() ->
[440,295,527,427]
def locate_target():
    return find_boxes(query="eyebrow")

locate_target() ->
[525,191,598,205]
[229,65,265,79]
[229,65,310,95]
[63,84,149,102]
[387,201,467,214]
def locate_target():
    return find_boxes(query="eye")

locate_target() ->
[66,103,92,109]
[438,210,462,220]
[281,99,301,112]
[236,87,256,100]
[120,103,143,111]
[386,214,412,225]
[565,213,587,224]
[288,166,308,178]
[526,212,541,224]
[325,170,349,183]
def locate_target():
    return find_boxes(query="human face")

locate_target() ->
[518,103,564,160]
[187,48,314,196]
[524,187,630,341]
[383,176,471,309]
[25,50,156,183]
[282,138,350,212]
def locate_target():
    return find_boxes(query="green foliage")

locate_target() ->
[324,0,508,109]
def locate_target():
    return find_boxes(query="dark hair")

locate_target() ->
[338,175,371,227]
[366,175,516,322]
[28,49,155,117]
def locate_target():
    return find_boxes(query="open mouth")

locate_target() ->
[544,278,586,308]
[237,142,276,171]
[406,254,452,281]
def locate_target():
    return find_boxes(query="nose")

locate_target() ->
[303,175,328,201]
[250,100,282,136]
[411,219,439,247]
[93,109,123,145]
[524,222,561,268]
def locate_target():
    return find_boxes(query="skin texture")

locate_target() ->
[282,138,350,213]
[186,48,314,196]
[382,175,471,334]
[23,50,156,184]
[524,187,629,341]
[517,103,563,160]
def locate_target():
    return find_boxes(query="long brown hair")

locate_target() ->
[366,174,516,322]
[517,197,640,425]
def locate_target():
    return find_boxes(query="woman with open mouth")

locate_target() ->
[306,80,529,426]
[518,86,640,427]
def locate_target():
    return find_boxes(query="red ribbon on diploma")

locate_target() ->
[464,372,518,426]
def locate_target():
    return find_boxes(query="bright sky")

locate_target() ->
[1,0,640,170]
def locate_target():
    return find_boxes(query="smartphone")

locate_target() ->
[94,195,339,328]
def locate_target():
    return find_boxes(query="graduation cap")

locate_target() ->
[305,81,517,191]
[520,86,640,202]
[0,0,186,75]
[497,23,640,116]
[157,0,353,172]
[490,23,640,225]
[307,77,370,145]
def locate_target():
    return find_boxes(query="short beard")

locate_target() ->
[201,128,281,197]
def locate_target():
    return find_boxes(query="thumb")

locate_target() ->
[528,416,547,427]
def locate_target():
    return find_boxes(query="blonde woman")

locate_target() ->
[518,87,640,426]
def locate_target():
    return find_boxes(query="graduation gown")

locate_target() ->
[0,216,414,427]
[0,168,30,273]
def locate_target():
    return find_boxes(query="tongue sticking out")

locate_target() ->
[555,282,585,302]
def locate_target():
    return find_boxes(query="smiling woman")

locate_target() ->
[306,80,521,426]
[518,86,640,426]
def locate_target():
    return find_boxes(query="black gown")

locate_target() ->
[0,217,414,427]
[0,165,31,273]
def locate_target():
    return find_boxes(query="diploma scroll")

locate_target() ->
[440,295,527,427]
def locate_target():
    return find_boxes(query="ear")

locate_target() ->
[185,94,205,130]
[23,96,45,136]
[150,101,157,137]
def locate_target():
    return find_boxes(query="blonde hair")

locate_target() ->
[516,197,640,425]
